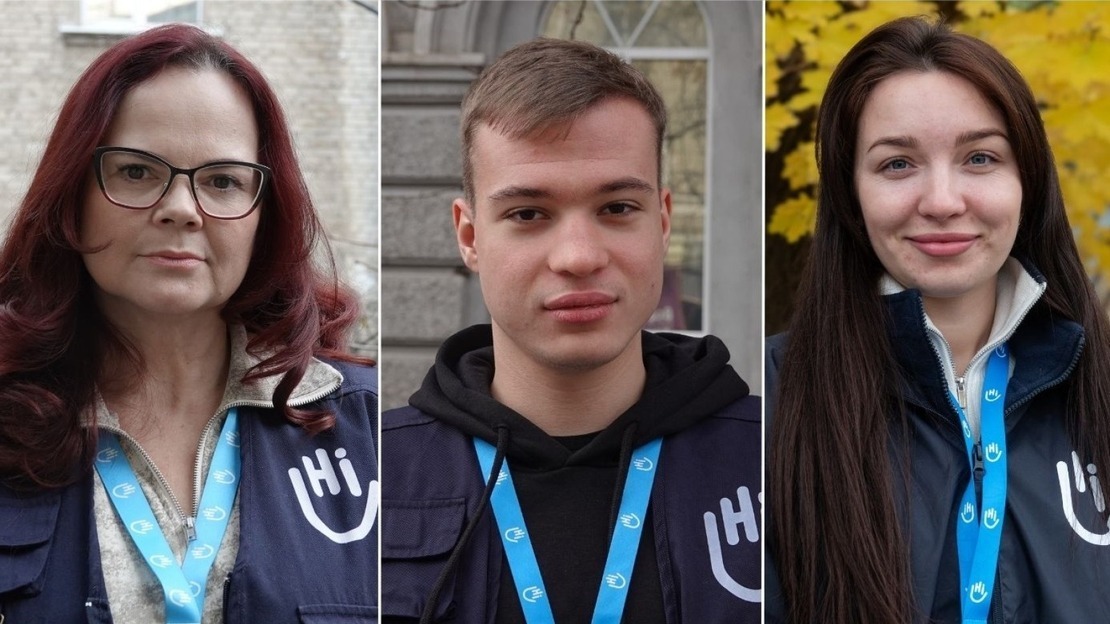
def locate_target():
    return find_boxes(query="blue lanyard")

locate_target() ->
[473,437,663,624]
[95,408,241,624]
[951,345,1009,624]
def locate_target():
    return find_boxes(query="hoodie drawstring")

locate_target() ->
[419,425,510,624]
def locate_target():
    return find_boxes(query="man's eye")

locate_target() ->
[602,202,636,215]
[508,208,543,222]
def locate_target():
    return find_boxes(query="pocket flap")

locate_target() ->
[0,490,61,595]
[381,498,465,559]
[297,603,377,622]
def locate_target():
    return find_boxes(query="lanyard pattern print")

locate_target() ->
[950,345,1009,624]
[95,408,241,624]
[473,436,663,624]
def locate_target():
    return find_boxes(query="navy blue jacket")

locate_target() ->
[766,287,1110,623]
[382,397,762,622]
[0,360,378,623]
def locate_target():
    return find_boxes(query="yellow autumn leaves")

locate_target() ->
[767,0,1110,286]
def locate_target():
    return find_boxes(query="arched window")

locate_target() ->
[541,0,709,332]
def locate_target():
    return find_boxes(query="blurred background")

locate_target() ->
[0,0,379,357]
[381,0,763,409]
[765,0,1110,334]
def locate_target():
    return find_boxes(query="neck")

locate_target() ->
[923,283,998,375]
[99,311,230,431]
[490,335,647,437]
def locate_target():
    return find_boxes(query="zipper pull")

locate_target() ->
[973,441,985,479]
[186,516,197,542]
[956,376,968,410]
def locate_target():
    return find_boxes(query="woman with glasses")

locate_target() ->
[767,17,1110,624]
[0,24,377,623]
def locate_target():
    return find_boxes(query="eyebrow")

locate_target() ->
[486,176,656,203]
[865,128,1009,154]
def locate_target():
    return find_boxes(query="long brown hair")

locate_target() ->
[770,17,1110,623]
[0,25,362,489]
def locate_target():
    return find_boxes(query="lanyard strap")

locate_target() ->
[473,437,663,624]
[951,345,1009,624]
[95,408,241,624]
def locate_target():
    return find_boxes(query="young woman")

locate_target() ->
[0,25,377,622]
[768,17,1110,624]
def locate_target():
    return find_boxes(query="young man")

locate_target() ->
[382,38,760,623]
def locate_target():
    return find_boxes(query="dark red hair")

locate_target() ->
[0,24,363,489]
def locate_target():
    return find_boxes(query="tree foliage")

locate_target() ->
[765,1,1110,328]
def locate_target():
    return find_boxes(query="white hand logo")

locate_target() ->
[190,543,216,559]
[111,483,137,499]
[631,456,654,471]
[968,581,989,604]
[287,447,377,544]
[202,505,227,521]
[130,519,155,535]
[604,573,627,589]
[169,588,193,607]
[504,527,526,543]
[213,469,236,485]
[496,469,509,486]
[984,442,1003,463]
[962,421,972,439]
[982,507,1000,530]
[149,554,174,568]
[522,586,544,603]
[619,512,641,529]
[984,389,1002,402]
[1057,452,1110,546]
[702,486,761,602]
[960,502,975,524]
[96,447,119,463]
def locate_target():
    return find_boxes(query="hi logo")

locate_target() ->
[982,507,1000,530]
[96,447,119,463]
[149,554,174,568]
[962,421,972,440]
[960,501,976,524]
[522,586,544,603]
[504,527,526,544]
[1056,451,1110,546]
[703,485,760,602]
[287,447,378,544]
[604,573,627,589]
[168,588,194,608]
[984,388,1002,403]
[968,581,989,604]
[631,455,655,472]
[619,512,641,529]
[984,442,1003,463]
[111,483,137,499]
[496,469,509,486]
[130,519,155,535]
[191,543,216,559]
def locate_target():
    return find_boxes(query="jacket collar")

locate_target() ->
[882,258,1084,427]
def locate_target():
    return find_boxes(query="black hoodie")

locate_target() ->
[405,324,749,624]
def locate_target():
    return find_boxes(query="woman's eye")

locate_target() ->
[885,158,909,172]
[121,165,150,180]
[969,152,994,166]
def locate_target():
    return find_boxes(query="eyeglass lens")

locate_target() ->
[99,150,264,218]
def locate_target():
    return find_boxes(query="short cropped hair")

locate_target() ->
[460,37,667,203]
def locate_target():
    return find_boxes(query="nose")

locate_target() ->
[918,168,966,220]
[547,214,609,277]
[152,173,203,227]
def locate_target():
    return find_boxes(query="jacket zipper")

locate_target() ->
[222,572,234,623]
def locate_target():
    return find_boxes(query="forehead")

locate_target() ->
[469,98,659,201]
[858,70,1006,141]
[104,66,259,164]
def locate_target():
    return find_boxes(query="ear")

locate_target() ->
[453,198,479,272]
[659,187,673,251]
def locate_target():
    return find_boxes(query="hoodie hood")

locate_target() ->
[409,324,748,469]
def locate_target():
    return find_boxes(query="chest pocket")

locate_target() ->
[298,603,378,622]
[381,498,467,621]
[0,490,62,600]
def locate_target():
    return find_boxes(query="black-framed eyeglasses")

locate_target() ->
[93,146,271,220]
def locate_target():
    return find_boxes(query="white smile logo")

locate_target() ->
[994,345,1007,358]
[202,505,228,521]
[983,507,1000,530]
[604,573,627,589]
[984,442,1003,463]
[189,581,202,597]
[496,469,509,486]
[969,581,989,604]
[225,431,240,447]
[960,501,975,524]
[287,447,378,544]
[168,588,193,607]
[984,389,1002,403]
[619,512,641,529]
[149,554,174,568]
[96,448,119,463]
[505,527,526,543]
[213,469,236,485]
[112,483,137,499]
[522,586,544,603]
[962,421,972,439]
[191,543,215,559]
[1057,452,1110,546]
[631,456,654,472]
[130,519,155,535]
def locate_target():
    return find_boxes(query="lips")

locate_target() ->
[142,250,204,267]
[907,233,978,257]
[544,291,616,323]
